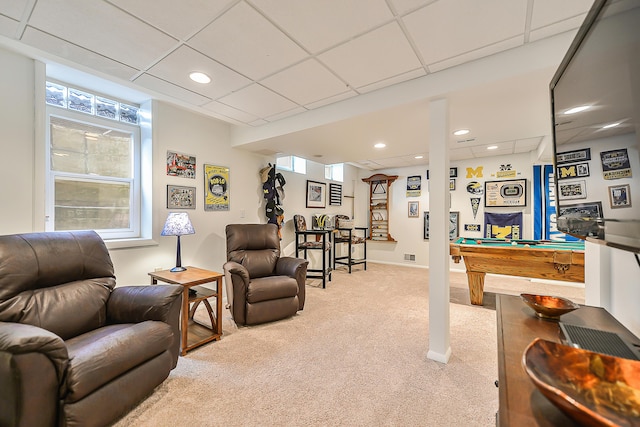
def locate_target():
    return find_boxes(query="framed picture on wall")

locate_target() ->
[306,180,326,208]
[609,183,631,208]
[424,211,459,240]
[167,185,195,209]
[408,201,419,218]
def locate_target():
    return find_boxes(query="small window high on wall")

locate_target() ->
[325,163,343,182]
[276,155,306,174]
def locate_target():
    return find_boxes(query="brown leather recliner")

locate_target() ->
[223,223,308,326]
[0,231,183,427]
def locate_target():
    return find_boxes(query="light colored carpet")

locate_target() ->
[114,263,584,427]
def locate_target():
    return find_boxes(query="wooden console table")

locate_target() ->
[496,294,640,426]
[149,266,223,356]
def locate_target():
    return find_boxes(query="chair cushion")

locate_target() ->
[64,321,173,402]
[242,249,278,278]
[247,276,298,304]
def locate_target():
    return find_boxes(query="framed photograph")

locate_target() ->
[204,164,230,211]
[167,185,195,209]
[408,201,419,218]
[450,178,456,191]
[484,179,527,207]
[557,162,590,180]
[423,211,459,240]
[559,201,603,219]
[306,180,326,208]
[559,180,587,200]
[609,184,631,208]
[449,167,458,178]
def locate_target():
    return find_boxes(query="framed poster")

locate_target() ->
[167,185,195,209]
[166,150,196,178]
[609,184,631,208]
[408,201,419,218]
[559,201,603,219]
[557,162,590,180]
[484,179,527,207]
[556,148,591,164]
[406,175,421,197]
[306,180,326,208]
[204,164,229,211]
[450,178,456,191]
[558,180,587,200]
[423,211,459,240]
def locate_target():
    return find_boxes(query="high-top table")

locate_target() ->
[496,293,640,426]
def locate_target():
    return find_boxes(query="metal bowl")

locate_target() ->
[523,338,640,426]
[520,293,580,320]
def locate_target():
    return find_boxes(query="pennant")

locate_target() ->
[470,197,480,219]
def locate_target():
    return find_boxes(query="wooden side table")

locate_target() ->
[149,266,223,356]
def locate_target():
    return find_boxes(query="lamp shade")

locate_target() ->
[161,212,195,236]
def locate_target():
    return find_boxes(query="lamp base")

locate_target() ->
[170,266,187,272]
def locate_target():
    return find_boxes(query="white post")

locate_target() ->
[427,98,451,363]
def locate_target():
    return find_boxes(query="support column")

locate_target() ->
[427,98,451,363]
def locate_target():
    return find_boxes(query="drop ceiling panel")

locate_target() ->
[217,83,299,118]
[389,0,435,15]
[21,28,140,81]
[27,0,178,70]
[250,0,394,53]
[0,0,29,20]
[450,147,475,161]
[201,100,259,123]
[145,45,251,99]
[317,22,422,89]
[106,0,235,40]
[357,68,426,93]
[134,73,212,105]
[515,137,544,152]
[260,59,351,106]
[265,106,307,122]
[530,0,595,29]
[0,15,18,38]
[187,2,307,80]
[403,0,528,65]
[428,37,523,73]
[305,90,358,109]
[529,17,584,43]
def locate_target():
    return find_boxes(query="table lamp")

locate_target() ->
[161,212,195,272]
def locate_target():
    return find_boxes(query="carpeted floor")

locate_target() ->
[114,263,584,427]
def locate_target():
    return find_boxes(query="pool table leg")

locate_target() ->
[467,271,485,305]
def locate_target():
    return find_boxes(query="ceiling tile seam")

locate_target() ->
[15,0,38,39]
[174,0,242,42]
[426,33,527,69]
[101,0,180,43]
[19,25,144,78]
[394,15,432,74]
[213,83,306,119]
[129,71,214,102]
[301,89,358,110]
[354,66,425,92]
[524,0,535,44]
[129,41,187,82]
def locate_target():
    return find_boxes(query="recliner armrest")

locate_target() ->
[107,285,183,367]
[275,257,308,277]
[0,322,68,385]
[107,285,183,324]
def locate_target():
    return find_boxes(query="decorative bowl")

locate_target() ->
[520,293,580,320]
[523,338,640,427]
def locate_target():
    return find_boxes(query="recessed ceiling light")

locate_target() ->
[487,145,498,150]
[414,155,424,159]
[189,72,211,84]
[602,122,621,129]
[453,129,470,136]
[564,105,590,115]
[374,142,386,148]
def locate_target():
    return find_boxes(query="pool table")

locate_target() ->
[449,237,585,305]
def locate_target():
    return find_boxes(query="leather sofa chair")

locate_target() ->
[223,223,308,326]
[0,231,183,427]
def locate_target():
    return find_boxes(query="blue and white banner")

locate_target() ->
[484,212,522,239]
[533,164,578,241]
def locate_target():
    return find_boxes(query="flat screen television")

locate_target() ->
[551,0,640,253]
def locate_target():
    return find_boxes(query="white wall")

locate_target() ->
[0,48,35,234]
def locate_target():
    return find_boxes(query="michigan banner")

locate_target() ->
[484,212,522,239]
[533,164,577,241]
[204,164,230,211]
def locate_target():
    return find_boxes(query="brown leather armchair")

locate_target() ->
[223,223,308,326]
[0,231,183,427]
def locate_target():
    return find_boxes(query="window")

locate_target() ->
[276,155,306,174]
[325,163,344,182]
[45,81,142,240]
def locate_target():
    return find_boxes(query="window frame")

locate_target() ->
[45,107,142,240]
